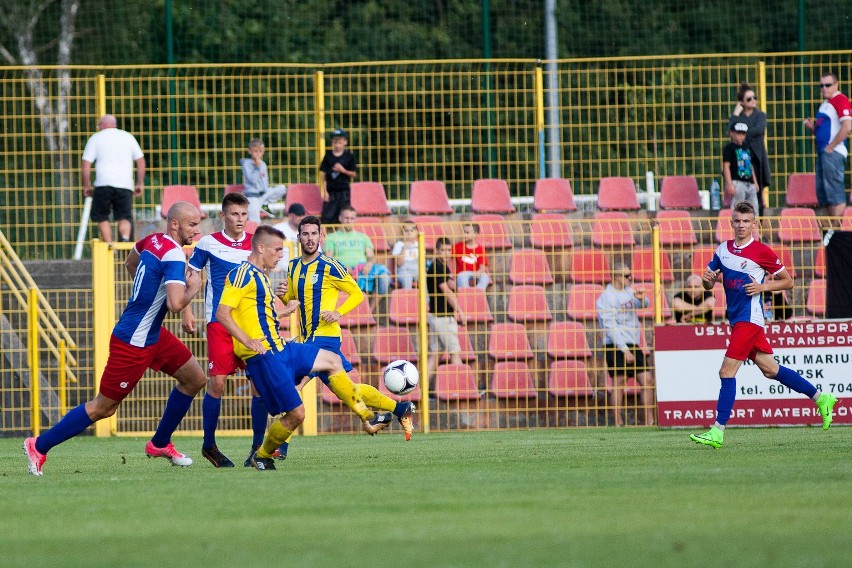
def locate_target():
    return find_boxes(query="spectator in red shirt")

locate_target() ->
[453,221,491,289]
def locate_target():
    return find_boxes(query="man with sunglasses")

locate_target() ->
[596,263,655,427]
[803,72,852,221]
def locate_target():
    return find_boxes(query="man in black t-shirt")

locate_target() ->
[319,128,357,225]
[673,274,716,323]
[425,237,467,380]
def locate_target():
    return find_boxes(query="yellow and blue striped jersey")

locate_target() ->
[219,261,285,360]
[282,253,362,341]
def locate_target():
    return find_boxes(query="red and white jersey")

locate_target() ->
[187,230,253,324]
[815,91,852,157]
[708,238,784,327]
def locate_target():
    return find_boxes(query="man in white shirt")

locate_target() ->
[81,115,146,243]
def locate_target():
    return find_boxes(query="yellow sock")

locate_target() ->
[357,384,397,412]
[257,419,292,459]
[327,370,374,421]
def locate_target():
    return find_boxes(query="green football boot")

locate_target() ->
[689,426,724,449]
[815,393,838,430]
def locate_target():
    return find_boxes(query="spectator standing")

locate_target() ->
[425,237,467,382]
[672,274,716,323]
[596,263,655,427]
[81,114,146,243]
[241,138,287,222]
[803,72,852,222]
[319,128,356,225]
[324,206,390,294]
[453,221,491,289]
[722,122,760,213]
[729,82,771,213]
[392,219,420,289]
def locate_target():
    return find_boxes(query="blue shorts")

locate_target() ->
[305,336,352,383]
[245,342,321,415]
[815,150,848,206]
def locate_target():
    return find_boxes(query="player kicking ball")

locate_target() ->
[690,201,838,448]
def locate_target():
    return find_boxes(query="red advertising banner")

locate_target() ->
[654,322,852,427]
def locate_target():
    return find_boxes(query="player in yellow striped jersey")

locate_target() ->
[216,225,384,471]
[277,215,415,449]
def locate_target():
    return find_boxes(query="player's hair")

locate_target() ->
[222,192,249,210]
[736,82,755,102]
[251,224,284,249]
[435,236,452,250]
[298,215,322,232]
[733,201,756,216]
[248,137,265,149]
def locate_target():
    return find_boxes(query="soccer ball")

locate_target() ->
[383,360,419,395]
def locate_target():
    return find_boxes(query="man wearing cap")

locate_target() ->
[319,128,357,225]
[803,72,852,221]
[722,121,760,212]
[273,203,307,271]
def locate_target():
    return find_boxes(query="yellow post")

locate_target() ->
[534,64,546,179]
[417,231,430,433]
[651,225,662,324]
[97,74,107,116]
[28,288,40,436]
[314,71,326,188]
[92,240,116,436]
[59,339,67,415]
[756,61,769,208]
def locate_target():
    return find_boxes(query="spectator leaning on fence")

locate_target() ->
[81,114,146,243]
[803,72,852,223]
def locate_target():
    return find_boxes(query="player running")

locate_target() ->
[690,201,838,448]
[24,202,206,475]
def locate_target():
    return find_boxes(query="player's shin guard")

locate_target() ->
[257,420,292,459]
[774,366,818,398]
[716,378,737,426]
[327,370,374,421]
[356,384,398,412]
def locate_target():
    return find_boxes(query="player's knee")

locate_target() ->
[207,376,226,398]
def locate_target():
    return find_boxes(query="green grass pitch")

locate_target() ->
[1,427,850,567]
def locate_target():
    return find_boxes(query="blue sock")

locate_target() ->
[393,401,409,419]
[202,393,221,449]
[35,404,94,455]
[150,387,194,448]
[716,378,737,426]
[774,365,818,398]
[251,396,268,447]
[278,441,289,456]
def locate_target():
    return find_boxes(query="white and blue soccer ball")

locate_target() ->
[383,360,419,395]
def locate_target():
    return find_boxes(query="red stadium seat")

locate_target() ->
[412,215,447,251]
[409,180,454,215]
[285,183,324,216]
[806,278,826,317]
[224,183,245,195]
[533,178,577,212]
[507,285,552,323]
[546,321,593,360]
[566,284,604,321]
[508,248,554,285]
[656,210,697,245]
[629,247,673,283]
[161,185,206,219]
[354,217,390,252]
[843,209,852,231]
[638,289,672,320]
[772,243,798,278]
[337,293,377,327]
[778,208,822,243]
[472,178,515,214]
[372,326,417,365]
[433,363,480,401]
[529,214,574,248]
[455,288,494,323]
[487,322,534,361]
[597,177,641,211]
[814,246,826,278]
[568,249,610,284]
[388,288,420,326]
[659,175,702,210]
[244,220,260,236]
[548,360,594,397]
[691,245,719,276]
[351,182,392,216]
[340,328,361,367]
[471,214,512,249]
[785,173,818,207]
[491,362,538,399]
[712,283,727,321]
[591,211,635,246]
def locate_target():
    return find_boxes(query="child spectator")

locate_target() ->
[392,219,420,289]
[241,138,287,222]
[722,122,760,212]
[453,221,491,289]
[319,128,356,225]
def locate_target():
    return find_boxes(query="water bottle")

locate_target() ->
[709,180,722,211]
